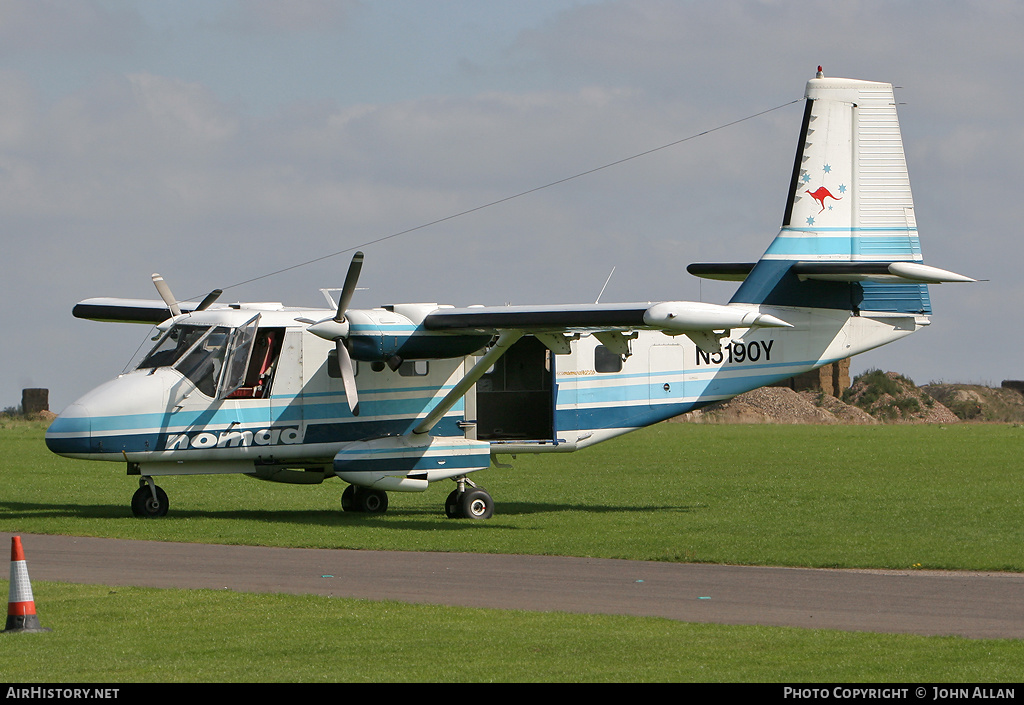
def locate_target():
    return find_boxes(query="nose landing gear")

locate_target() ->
[131,477,169,518]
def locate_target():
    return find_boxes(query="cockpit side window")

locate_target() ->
[176,327,231,398]
[216,316,258,398]
[225,329,282,399]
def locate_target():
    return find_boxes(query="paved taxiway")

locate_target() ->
[6,532,1023,639]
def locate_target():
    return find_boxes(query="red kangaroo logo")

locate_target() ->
[806,186,841,213]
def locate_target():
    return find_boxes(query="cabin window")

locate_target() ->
[594,345,622,373]
[327,351,359,379]
[399,360,429,376]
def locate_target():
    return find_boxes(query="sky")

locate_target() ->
[2,0,1021,413]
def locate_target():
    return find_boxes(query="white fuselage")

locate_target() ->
[45,301,925,484]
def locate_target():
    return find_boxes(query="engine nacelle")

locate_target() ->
[319,305,492,364]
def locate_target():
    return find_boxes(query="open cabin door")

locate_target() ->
[473,335,555,442]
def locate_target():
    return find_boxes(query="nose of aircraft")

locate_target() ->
[44,370,177,459]
[44,402,93,457]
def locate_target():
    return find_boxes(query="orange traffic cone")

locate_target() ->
[3,536,50,633]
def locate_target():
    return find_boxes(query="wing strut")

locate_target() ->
[411,330,524,437]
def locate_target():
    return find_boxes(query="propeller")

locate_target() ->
[196,288,223,311]
[152,273,181,317]
[152,273,223,318]
[308,251,364,416]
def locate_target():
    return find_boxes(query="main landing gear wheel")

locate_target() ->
[445,486,494,520]
[444,489,462,518]
[341,485,389,514]
[131,481,168,518]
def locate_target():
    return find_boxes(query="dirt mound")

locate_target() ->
[802,390,878,424]
[921,384,1024,422]
[842,370,959,423]
[677,386,876,425]
[674,369,989,425]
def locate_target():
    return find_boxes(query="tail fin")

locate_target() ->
[714,70,972,313]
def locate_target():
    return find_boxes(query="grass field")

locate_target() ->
[3,419,1023,570]
[2,418,1022,682]
[2,581,1021,682]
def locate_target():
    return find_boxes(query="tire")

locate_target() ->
[131,485,169,518]
[444,489,463,518]
[341,484,357,512]
[458,488,493,520]
[357,488,388,514]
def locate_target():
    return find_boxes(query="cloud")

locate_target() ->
[218,0,362,34]
[127,73,240,145]
[3,0,1022,410]
[0,0,140,56]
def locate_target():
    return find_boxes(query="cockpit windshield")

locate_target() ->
[137,316,260,399]
[139,325,217,371]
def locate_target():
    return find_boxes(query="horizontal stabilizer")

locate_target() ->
[792,261,977,283]
[688,262,975,284]
[686,263,755,281]
[883,262,977,284]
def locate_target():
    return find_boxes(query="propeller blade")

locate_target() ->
[151,273,182,317]
[196,289,223,311]
[334,251,364,322]
[335,339,360,416]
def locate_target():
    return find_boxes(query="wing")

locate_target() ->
[72,298,203,324]
[424,301,793,336]
[425,302,648,332]
[72,275,224,324]
[408,299,793,436]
